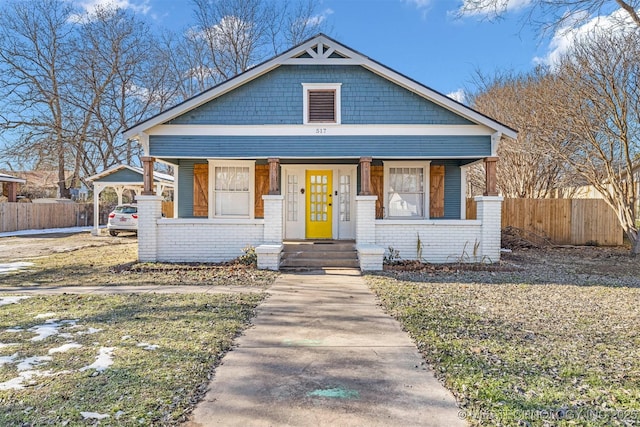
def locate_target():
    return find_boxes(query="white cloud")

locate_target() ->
[404,0,432,9]
[457,0,532,16]
[69,0,151,22]
[305,8,334,27]
[75,0,150,15]
[447,88,467,104]
[533,8,638,68]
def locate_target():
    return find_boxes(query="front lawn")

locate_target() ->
[0,293,264,426]
[1,241,277,288]
[367,274,640,426]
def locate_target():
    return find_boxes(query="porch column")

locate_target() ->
[475,195,504,263]
[141,156,155,195]
[483,157,498,196]
[7,182,18,203]
[258,194,284,270]
[136,194,163,262]
[359,157,372,195]
[268,158,280,195]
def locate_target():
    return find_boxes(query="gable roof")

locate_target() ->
[87,164,174,184]
[124,34,517,140]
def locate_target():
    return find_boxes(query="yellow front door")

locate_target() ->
[306,170,332,239]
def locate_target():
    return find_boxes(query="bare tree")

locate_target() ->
[166,0,327,94]
[457,0,640,33]
[549,30,640,253]
[471,68,579,198]
[0,0,169,194]
[0,0,76,198]
[69,6,167,179]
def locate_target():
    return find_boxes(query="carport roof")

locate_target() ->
[0,173,26,184]
[87,164,173,186]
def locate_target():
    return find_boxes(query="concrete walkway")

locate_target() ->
[186,270,465,427]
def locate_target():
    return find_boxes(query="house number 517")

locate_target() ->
[315,128,327,134]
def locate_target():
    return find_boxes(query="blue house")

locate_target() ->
[124,34,516,270]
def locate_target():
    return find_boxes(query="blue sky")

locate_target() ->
[69,0,634,101]
[81,0,554,103]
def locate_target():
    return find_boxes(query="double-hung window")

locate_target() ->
[211,161,254,218]
[384,161,430,218]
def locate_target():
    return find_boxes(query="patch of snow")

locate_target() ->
[17,355,52,371]
[0,262,34,275]
[136,343,159,351]
[59,333,74,339]
[48,343,83,354]
[121,335,132,340]
[5,327,23,333]
[115,410,125,419]
[0,352,18,367]
[34,312,56,319]
[0,226,96,238]
[29,319,77,341]
[80,412,110,420]
[0,369,58,391]
[79,347,114,372]
[0,296,31,306]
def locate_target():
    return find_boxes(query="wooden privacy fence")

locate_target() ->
[467,198,623,246]
[0,203,92,233]
[1,201,175,233]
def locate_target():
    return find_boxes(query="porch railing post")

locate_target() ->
[268,158,280,195]
[359,157,372,195]
[141,156,155,196]
[484,157,498,196]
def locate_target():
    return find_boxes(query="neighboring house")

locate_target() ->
[3,170,75,200]
[0,173,26,202]
[123,34,516,270]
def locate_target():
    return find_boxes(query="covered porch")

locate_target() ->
[135,155,502,270]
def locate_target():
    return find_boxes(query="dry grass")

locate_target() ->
[0,293,265,426]
[367,247,640,426]
[2,238,277,288]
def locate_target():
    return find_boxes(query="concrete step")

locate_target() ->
[280,240,358,269]
[282,250,355,260]
[280,258,360,269]
[283,241,356,253]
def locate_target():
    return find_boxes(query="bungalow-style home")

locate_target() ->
[123,34,516,271]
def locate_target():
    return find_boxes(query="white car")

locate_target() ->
[107,204,138,236]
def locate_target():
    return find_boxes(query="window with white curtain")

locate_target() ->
[213,163,252,217]
[385,162,429,218]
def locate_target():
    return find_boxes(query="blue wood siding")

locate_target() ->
[436,160,462,219]
[177,160,206,218]
[149,135,491,158]
[96,168,142,183]
[167,65,473,126]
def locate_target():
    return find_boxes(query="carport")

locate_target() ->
[1,173,26,202]
[88,165,174,236]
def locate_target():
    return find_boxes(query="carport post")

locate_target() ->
[92,183,104,236]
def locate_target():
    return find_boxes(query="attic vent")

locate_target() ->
[308,90,336,123]
[302,83,341,125]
